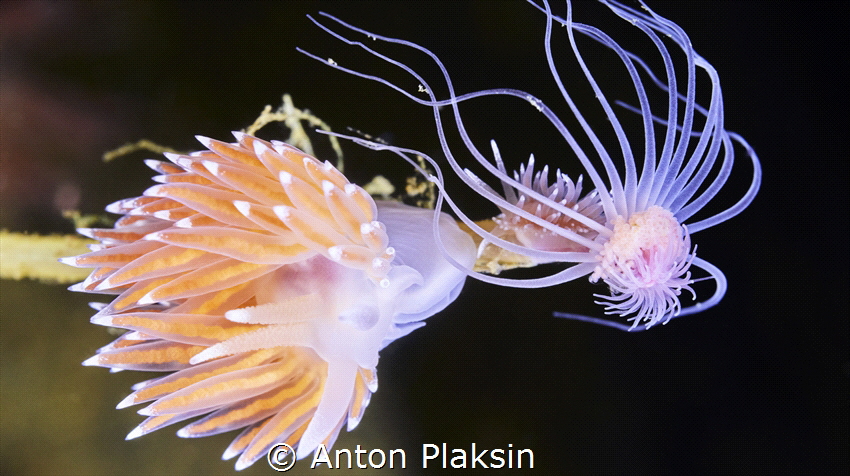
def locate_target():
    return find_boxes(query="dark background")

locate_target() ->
[2,1,846,474]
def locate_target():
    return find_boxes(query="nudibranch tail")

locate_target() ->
[487,144,605,256]
[302,0,760,330]
[69,132,475,469]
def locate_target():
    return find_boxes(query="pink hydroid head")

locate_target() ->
[590,206,696,328]
[301,0,760,330]
[65,132,474,469]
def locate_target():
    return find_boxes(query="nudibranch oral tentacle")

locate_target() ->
[301,0,760,330]
[68,132,475,469]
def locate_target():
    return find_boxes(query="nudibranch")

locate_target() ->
[65,132,475,469]
[301,0,761,330]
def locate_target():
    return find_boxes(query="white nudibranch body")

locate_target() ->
[66,132,474,469]
[301,0,760,330]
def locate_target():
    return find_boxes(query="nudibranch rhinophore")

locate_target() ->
[302,0,761,331]
[65,132,475,469]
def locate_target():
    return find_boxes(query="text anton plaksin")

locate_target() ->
[310,443,534,469]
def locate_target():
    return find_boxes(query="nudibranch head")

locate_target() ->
[302,0,761,330]
[66,132,474,469]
